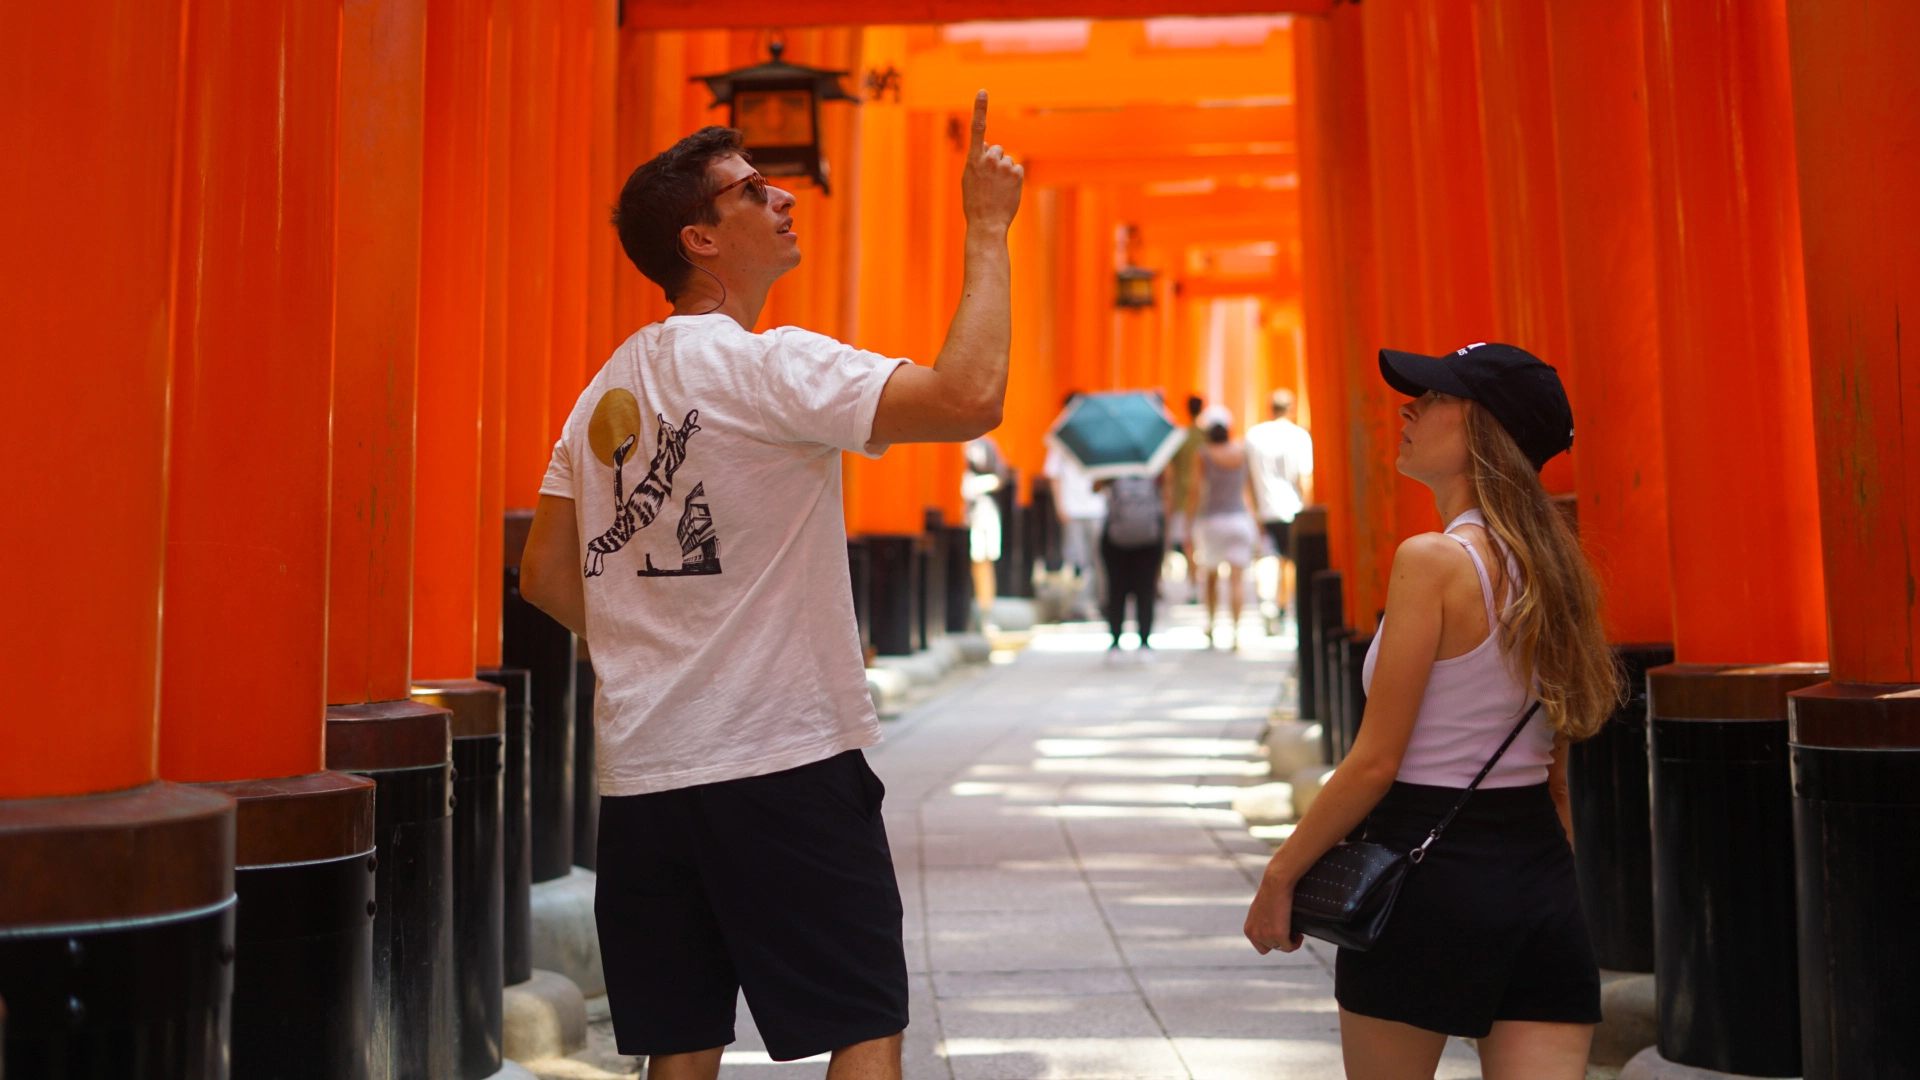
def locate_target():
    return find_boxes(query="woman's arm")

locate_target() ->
[1243,533,1460,953]
[1548,733,1574,848]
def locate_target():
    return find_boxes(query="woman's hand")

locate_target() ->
[1244,870,1305,954]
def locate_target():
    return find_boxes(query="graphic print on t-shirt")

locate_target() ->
[582,388,723,579]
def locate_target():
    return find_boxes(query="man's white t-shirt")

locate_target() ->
[540,313,907,796]
[1244,417,1314,524]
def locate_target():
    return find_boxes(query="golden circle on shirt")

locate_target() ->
[588,388,642,467]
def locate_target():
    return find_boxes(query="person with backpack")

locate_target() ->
[1098,471,1166,662]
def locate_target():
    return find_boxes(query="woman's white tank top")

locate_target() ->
[1360,508,1553,788]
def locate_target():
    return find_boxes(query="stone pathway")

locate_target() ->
[715,606,1483,1080]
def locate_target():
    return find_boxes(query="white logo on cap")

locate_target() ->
[1458,342,1486,355]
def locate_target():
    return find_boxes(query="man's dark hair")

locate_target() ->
[612,127,747,302]
[1186,395,1204,421]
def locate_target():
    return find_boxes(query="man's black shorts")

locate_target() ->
[1263,519,1293,561]
[595,749,908,1062]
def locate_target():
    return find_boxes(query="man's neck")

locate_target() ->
[671,274,771,332]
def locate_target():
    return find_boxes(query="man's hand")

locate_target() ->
[961,91,1023,233]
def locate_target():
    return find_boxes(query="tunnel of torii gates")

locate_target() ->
[1,0,1915,1076]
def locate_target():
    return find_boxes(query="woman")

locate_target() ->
[1243,343,1619,1080]
[1188,407,1259,649]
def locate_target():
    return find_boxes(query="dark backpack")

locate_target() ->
[1104,475,1163,548]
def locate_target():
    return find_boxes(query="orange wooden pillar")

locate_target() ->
[1781,2,1920,1072]
[1292,4,1371,726]
[0,4,238,1068]
[327,1,459,1075]
[502,0,579,883]
[1472,0,1576,498]
[1639,1,1826,1073]
[1542,0,1677,978]
[158,0,382,1070]
[414,0,512,1073]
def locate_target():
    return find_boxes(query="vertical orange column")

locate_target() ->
[331,0,430,706]
[1545,0,1673,645]
[1473,0,1575,497]
[1643,0,1825,665]
[1782,4,1920,1073]
[548,0,594,438]
[587,0,620,364]
[162,0,339,775]
[1293,5,1370,601]
[416,0,494,685]
[1,4,179,801]
[478,0,514,670]
[0,15,243,1049]
[505,0,560,514]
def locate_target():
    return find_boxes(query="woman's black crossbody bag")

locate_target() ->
[1288,701,1543,952]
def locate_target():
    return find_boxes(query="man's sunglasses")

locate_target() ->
[686,170,768,214]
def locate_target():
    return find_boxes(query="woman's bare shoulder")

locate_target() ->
[1391,531,1477,584]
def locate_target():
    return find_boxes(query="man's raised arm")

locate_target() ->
[869,90,1025,445]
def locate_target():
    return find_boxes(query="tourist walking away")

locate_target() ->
[963,436,1007,629]
[517,94,1023,1080]
[1244,388,1313,626]
[1242,343,1618,1080]
[1097,470,1165,662]
[1044,392,1107,621]
[1188,406,1258,649]
[1166,394,1206,593]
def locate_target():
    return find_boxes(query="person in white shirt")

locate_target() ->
[518,96,1022,1080]
[1244,388,1315,619]
[1044,393,1108,621]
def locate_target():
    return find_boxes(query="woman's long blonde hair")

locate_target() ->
[1464,403,1621,739]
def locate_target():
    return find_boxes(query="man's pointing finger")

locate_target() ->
[969,89,988,160]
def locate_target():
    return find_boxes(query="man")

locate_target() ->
[518,94,1022,1080]
[1043,392,1105,621]
[1165,394,1206,594]
[1243,388,1314,620]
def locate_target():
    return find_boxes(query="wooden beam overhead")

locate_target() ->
[624,1,1332,32]
[1025,153,1296,188]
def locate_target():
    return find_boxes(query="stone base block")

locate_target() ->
[1592,972,1658,1068]
[867,668,912,717]
[988,597,1038,632]
[872,650,947,687]
[503,969,587,1062]
[489,1060,540,1080]
[1620,1047,1796,1080]
[1231,782,1295,826]
[1289,764,1337,818]
[950,633,993,664]
[1262,720,1325,779]
[530,868,603,996]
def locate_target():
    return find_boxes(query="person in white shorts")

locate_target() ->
[1188,406,1259,649]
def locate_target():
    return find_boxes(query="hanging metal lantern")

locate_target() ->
[1116,267,1158,309]
[692,42,858,194]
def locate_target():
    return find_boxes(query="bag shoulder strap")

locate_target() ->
[1408,701,1543,863]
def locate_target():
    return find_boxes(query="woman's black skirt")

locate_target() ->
[1333,781,1602,1038]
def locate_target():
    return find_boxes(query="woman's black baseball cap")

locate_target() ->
[1379,342,1574,471]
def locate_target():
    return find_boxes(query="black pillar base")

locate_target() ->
[205,771,377,1080]
[944,524,974,634]
[919,511,948,649]
[1647,663,1826,1077]
[478,668,533,985]
[504,511,576,883]
[1788,682,1920,1080]
[0,783,237,1080]
[868,535,919,658]
[1309,569,1344,765]
[327,700,456,1080]
[1291,507,1330,721]
[1569,642,1673,974]
[412,680,508,1080]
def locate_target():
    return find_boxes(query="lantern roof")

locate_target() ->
[691,42,858,107]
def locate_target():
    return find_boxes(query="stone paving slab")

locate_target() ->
[712,608,1485,1079]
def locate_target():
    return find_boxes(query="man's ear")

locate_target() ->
[680,222,718,259]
